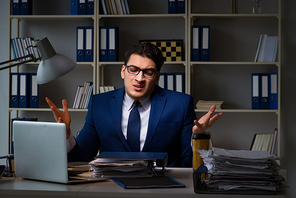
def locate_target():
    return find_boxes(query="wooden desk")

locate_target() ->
[0,168,286,198]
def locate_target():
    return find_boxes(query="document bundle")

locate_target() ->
[11,37,40,61]
[191,25,210,61]
[158,72,185,93]
[11,0,32,15]
[254,35,278,62]
[99,26,119,62]
[168,0,185,14]
[72,81,93,109]
[71,0,94,15]
[101,0,130,15]
[76,26,94,62]
[10,72,39,108]
[194,147,285,195]
[252,73,278,109]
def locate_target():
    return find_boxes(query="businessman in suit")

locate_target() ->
[46,43,223,167]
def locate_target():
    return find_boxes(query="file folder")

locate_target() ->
[168,0,176,14]
[20,0,32,15]
[87,0,94,15]
[251,73,260,109]
[200,26,210,61]
[99,26,108,61]
[71,0,79,15]
[78,0,87,15]
[166,73,175,91]
[269,73,278,109]
[101,0,108,14]
[76,26,85,62]
[158,73,167,89]
[10,73,19,108]
[30,73,39,108]
[191,26,200,61]
[19,73,30,108]
[175,73,185,93]
[85,26,94,62]
[176,0,185,14]
[108,26,119,62]
[12,0,20,15]
[260,73,269,109]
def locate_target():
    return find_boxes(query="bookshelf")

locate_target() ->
[6,0,281,160]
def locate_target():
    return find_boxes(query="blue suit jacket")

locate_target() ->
[68,85,196,167]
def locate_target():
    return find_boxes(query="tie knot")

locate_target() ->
[133,101,141,108]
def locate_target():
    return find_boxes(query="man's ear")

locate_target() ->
[121,65,126,79]
[154,72,161,85]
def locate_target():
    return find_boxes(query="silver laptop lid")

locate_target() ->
[13,121,69,183]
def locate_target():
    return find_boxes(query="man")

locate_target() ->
[46,43,223,167]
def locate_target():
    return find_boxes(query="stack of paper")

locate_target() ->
[196,100,224,110]
[89,158,153,178]
[198,147,285,194]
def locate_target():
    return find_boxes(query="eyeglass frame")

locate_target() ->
[124,65,159,78]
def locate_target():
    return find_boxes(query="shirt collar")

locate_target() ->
[124,93,151,111]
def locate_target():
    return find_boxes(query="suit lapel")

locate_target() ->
[142,86,166,151]
[110,87,131,151]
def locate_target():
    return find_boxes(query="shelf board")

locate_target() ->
[195,109,278,113]
[190,61,279,66]
[9,108,88,112]
[190,13,279,18]
[98,14,186,18]
[9,15,95,20]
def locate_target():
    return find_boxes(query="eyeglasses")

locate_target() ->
[125,65,159,78]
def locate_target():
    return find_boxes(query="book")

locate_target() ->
[196,100,224,110]
[250,129,278,154]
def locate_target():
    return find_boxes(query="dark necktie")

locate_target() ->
[127,101,141,152]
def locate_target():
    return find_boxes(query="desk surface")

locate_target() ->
[0,168,286,198]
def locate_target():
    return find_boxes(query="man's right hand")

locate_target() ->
[46,97,72,139]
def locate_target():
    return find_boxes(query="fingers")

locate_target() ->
[62,99,68,112]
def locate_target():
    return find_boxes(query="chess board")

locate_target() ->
[140,40,183,62]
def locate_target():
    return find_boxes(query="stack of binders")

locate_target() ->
[71,0,94,15]
[251,73,278,109]
[72,81,93,109]
[11,0,32,15]
[191,25,210,61]
[76,26,94,62]
[99,26,119,62]
[10,73,39,108]
[11,37,40,60]
[158,73,185,93]
[168,0,185,14]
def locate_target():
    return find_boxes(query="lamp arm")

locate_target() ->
[0,54,40,71]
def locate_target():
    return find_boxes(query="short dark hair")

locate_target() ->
[123,43,165,71]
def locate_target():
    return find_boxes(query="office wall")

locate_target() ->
[0,0,8,165]
[0,1,296,197]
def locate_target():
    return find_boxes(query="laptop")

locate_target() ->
[13,121,106,184]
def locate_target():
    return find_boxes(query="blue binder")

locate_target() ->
[20,0,32,15]
[191,25,200,61]
[176,0,185,14]
[19,73,30,108]
[200,25,210,61]
[166,73,176,91]
[260,73,269,109]
[87,0,94,15]
[251,73,261,109]
[12,0,20,15]
[269,73,278,110]
[30,73,39,108]
[108,26,119,62]
[76,26,85,62]
[10,73,19,108]
[85,26,94,62]
[71,0,79,15]
[175,73,185,93]
[78,0,87,15]
[168,0,176,14]
[158,73,167,89]
[99,26,108,61]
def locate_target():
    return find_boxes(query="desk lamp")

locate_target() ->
[0,37,77,84]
